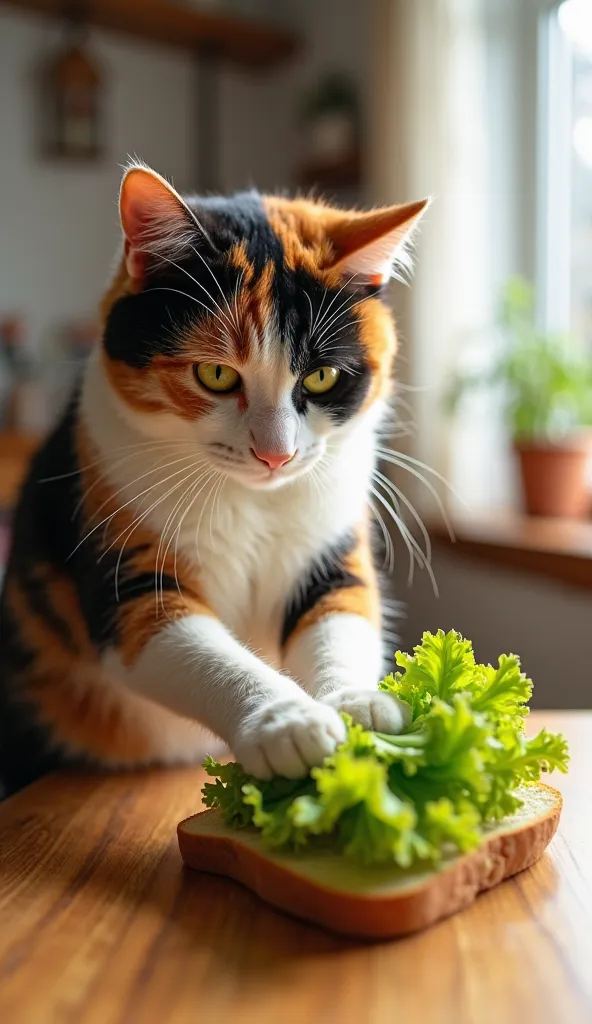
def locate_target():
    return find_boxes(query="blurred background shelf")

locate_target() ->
[296,151,361,191]
[0,432,39,511]
[0,0,299,67]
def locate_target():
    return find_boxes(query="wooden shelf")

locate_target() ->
[1,0,299,68]
[297,152,362,191]
[431,510,592,590]
[0,432,40,511]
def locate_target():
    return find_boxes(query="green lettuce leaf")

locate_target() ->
[202,631,569,868]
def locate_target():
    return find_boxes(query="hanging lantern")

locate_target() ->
[41,16,102,161]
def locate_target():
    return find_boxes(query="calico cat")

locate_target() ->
[0,162,427,796]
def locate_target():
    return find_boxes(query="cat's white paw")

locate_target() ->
[232,698,346,780]
[319,687,410,734]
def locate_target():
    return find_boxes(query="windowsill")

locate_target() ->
[431,511,592,590]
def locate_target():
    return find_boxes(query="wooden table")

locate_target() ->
[0,712,590,1024]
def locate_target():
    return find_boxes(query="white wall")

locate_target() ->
[0,9,195,355]
[0,1,368,359]
[219,0,371,196]
[285,0,372,198]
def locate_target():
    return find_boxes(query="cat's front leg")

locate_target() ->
[107,613,345,779]
[284,613,408,733]
[282,529,409,734]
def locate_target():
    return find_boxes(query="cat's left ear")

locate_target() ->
[327,198,430,286]
[119,162,200,283]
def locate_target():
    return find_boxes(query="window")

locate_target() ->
[543,0,592,342]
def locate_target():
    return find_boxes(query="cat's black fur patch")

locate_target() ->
[104,190,371,424]
[0,395,183,793]
[281,535,363,647]
[0,604,68,798]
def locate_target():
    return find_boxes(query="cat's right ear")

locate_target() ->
[119,163,198,283]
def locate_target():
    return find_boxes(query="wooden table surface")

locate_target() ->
[0,711,590,1024]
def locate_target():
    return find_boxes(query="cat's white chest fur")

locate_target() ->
[178,472,365,665]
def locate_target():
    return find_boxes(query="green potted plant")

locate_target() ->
[447,277,592,518]
[297,73,359,180]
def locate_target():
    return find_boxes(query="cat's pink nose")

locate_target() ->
[252,449,295,470]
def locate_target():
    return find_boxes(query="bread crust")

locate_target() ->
[177,783,562,939]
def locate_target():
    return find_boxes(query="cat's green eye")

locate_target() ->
[303,366,341,395]
[195,363,240,393]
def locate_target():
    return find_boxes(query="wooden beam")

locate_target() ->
[1,0,299,68]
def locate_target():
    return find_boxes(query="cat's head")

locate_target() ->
[100,162,427,490]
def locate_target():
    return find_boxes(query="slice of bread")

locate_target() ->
[178,782,562,939]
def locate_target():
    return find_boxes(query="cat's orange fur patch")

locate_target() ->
[227,241,255,285]
[102,353,172,416]
[246,260,274,354]
[5,577,194,765]
[356,298,397,409]
[118,591,213,667]
[263,196,342,283]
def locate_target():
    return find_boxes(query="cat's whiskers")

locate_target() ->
[306,462,325,505]
[194,470,221,552]
[321,441,397,577]
[368,497,395,573]
[144,248,236,339]
[376,445,458,539]
[159,468,227,612]
[38,438,197,484]
[315,327,354,355]
[209,472,226,546]
[314,282,376,349]
[314,308,352,354]
[313,271,359,341]
[315,336,357,357]
[112,461,209,601]
[157,460,218,602]
[310,283,329,337]
[153,461,212,612]
[377,444,460,494]
[117,474,198,606]
[314,287,377,352]
[311,340,363,374]
[188,243,241,337]
[110,472,194,601]
[70,454,203,560]
[150,466,220,614]
[392,380,433,394]
[162,466,215,614]
[143,285,233,338]
[373,468,432,568]
[315,311,371,352]
[83,449,203,532]
[108,461,210,601]
[303,289,315,336]
[390,394,418,425]
[73,442,199,521]
[368,481,438,592]
[160,464,220,614]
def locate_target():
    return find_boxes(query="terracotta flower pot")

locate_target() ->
[514,440,591,518]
